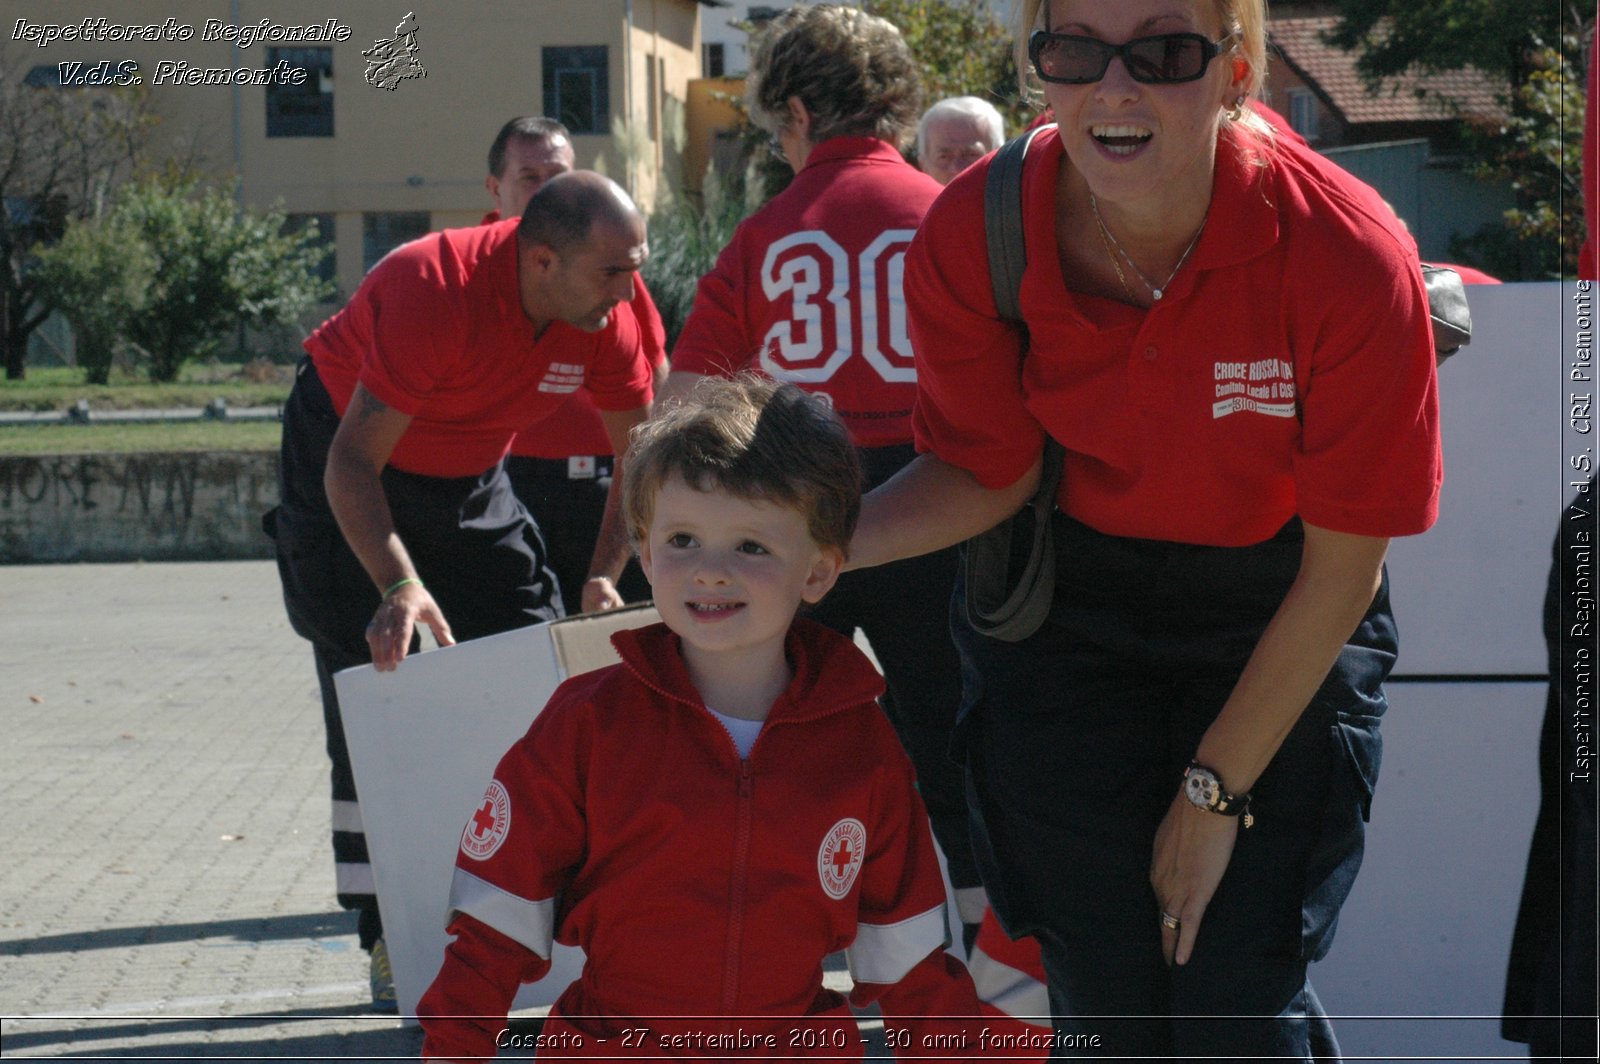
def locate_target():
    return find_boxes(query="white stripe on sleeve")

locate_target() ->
[846,903,949,986]
[968,945,1052,1027]
[446,868,555,960]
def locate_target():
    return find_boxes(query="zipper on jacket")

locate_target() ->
[720,758,755,1015]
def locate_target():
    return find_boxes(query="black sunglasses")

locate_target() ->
[1028,30,1232,85]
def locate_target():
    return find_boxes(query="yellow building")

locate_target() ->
[7,0,720,297]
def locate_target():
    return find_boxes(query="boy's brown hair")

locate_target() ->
[623,375,862,555]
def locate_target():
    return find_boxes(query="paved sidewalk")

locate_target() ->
[0,560,421,1060]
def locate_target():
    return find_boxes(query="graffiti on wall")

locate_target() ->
[0,453,279,562]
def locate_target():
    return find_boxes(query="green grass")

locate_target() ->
[0,421,281,455]
[0,362,294,413]
[0,361,289,454]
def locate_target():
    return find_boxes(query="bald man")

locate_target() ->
[266,172,654,1008]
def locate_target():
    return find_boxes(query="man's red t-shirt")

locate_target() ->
[305,220,654,478]
[475,209,669,460]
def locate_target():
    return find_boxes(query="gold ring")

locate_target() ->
[1160,911,1180,931]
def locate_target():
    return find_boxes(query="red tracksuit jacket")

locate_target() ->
[418,619,980,1059]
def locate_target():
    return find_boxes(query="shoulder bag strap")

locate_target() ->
[964,125,1066,642]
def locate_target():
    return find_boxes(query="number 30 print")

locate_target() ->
[759,229,918,384]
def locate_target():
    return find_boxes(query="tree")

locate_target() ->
[642,157,772,348]
[112,182,334,381]
[1451,35,1587,279]
[32,181,334,383]
[1325,0,1592,279]
[1324,1,1582,83]
[30,212,155,384]
[861,0,1030,140]
[0,54,160,380]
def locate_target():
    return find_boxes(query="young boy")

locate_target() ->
[417,377,981,1059]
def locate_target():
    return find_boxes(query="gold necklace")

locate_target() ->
[1089,193,1206,302]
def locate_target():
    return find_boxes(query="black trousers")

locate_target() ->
[266,358,560,948]
[1502,479,1598,1061]
[809,443,979,895]
[955,513,1395,1059]
[504,455,650,609]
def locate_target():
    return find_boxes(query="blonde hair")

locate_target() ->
[1013,0,1273,139]
[746,4,922,150]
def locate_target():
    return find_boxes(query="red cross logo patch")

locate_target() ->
[817,817,866,899]
[460,779,511,861]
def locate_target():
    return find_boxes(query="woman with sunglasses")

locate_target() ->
[849,0,1441,1056]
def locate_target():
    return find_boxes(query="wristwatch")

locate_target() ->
[1182,761,1254,829]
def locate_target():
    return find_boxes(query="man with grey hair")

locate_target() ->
[266,170,653,1011]
[917,95,1005,186]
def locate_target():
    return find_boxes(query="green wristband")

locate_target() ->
[383,576,423,599]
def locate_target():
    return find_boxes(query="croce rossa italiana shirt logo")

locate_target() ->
[1212,357,1296,419]
[817,817,866,899]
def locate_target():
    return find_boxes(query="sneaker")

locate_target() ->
[369,938,398,1013]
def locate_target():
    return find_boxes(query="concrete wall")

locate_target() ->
[0,452,277,563]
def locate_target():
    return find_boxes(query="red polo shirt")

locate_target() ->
[477,210,668,459]
[907,125,1441,546]
[1434,263,1501,285]
[304,220,653,478]
[671,137,944,447]
[510,280,666,459]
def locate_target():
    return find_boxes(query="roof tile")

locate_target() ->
[1268,16,1509,126]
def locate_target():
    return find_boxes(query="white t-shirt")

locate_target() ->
[706,706,764,759]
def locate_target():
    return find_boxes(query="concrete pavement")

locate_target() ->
[0,560,421,1060]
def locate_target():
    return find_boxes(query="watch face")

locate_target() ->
[1185,769,1218,809]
